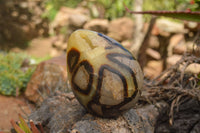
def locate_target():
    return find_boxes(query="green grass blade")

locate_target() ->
[18,114,32,133]
[10,120,26,133]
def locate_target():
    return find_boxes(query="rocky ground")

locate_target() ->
[0,5,200,133]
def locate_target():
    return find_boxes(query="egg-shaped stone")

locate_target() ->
[67,29,143,117]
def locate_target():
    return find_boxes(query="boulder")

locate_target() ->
[31,91,200,133]
[29,91,169,133]
[121,40,132,49]
[146,48,161,60]
[173,43,187,55]
[168,34,185,56]
[184,21,200,32]
[51,35,67,56]
[49,7,73,34]
[155,18,188,35]
[185,63,200,74]
[166,55,182,68]
[148,35,160,49]
[25,54,68,104]
[83,19,109,33]
[107,17,134,42]
[186,41,195,53]
[50,7,90,34]
[68,13,89,28]
[143,60,163,78]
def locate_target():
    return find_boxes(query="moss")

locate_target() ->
[0,52,35,96]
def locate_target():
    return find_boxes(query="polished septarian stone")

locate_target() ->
[66,29,143,117]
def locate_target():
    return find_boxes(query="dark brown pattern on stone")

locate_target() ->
[87,65,136,117]
[86,53,140,117]
[107,53,138,97]
[67,48,80,73]
[72,60,93,95]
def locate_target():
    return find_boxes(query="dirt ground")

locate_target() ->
[0,95,34,132]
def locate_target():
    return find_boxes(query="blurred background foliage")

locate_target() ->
[43,0,134,20]
[43,0,82,21]
[43,0,200,21]
[0,0,199,50]
[175,0,200,11]
[84,0,134,20]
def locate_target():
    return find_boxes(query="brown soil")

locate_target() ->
[0,95,34,132]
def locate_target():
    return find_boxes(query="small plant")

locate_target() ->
[11,114,43,133]
[0,52,35,96]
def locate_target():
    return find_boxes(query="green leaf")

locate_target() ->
[125,6,200,22]
[10,120,26,133]
[18,114,32,133]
